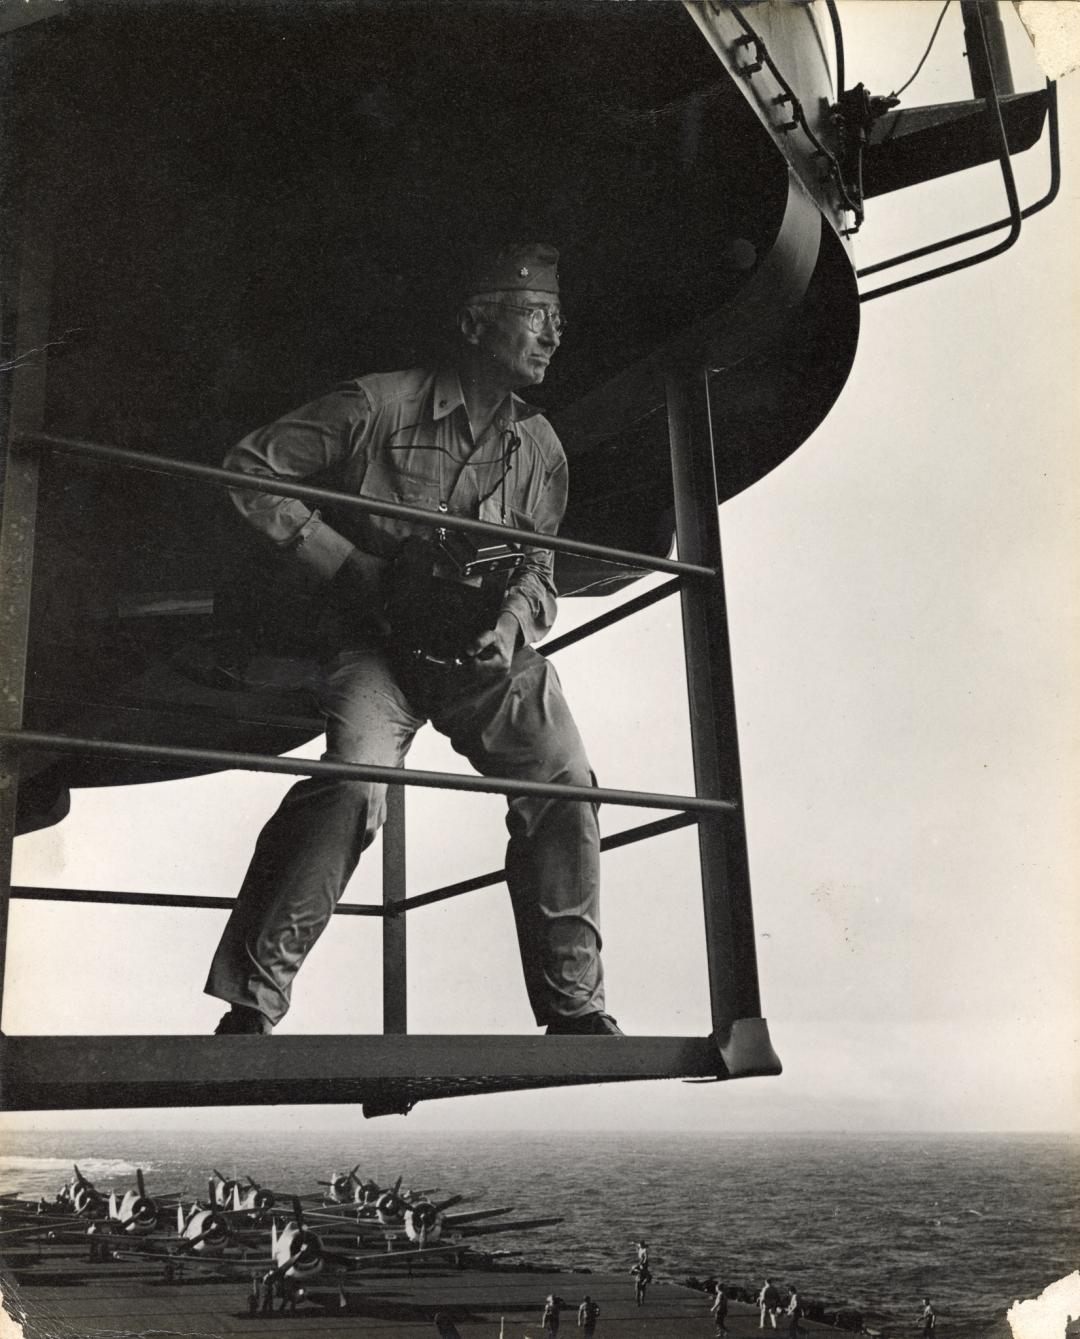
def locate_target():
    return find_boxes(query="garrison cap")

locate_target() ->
[464,242,560,299]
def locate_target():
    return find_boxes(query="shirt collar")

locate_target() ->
[433,368,543,425]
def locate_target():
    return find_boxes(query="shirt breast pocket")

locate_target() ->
[391,471,440,513]
[479,497,535,538]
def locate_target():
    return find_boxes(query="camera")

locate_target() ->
[385,531,523,672]
[433,525,524,581]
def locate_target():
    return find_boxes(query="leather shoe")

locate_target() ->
[214,1006,273,1035]
[546,1012,623,1036]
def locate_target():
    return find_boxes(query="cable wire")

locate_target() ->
[890,0,952,99]
[823,0,845,100]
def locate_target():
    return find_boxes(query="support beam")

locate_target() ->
[382,786,407,1034]
[0,110,53,1023]
[961,0,1014,100]
[667,369,779,1077]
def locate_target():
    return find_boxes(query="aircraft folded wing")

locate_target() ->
[442,1207,514,1226]
[114,1249,273,1272]
[323,1240,467,1270]
[458,1215,563,1237]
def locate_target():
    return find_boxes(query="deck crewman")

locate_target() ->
[542,1292,565,1335]
[205,242,620,1038]
[758,1278,781,1329]
[577,1293,600,1335]
[711,1281,729,1337]
[631,1261,652,1306]
[786,1284,804,1337]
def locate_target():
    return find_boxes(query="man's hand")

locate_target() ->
[465,612,521,675]
[328,548,391,637]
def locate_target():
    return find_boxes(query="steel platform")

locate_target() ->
[0,1030,782,1117]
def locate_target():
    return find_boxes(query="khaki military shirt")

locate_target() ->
[225,366,568,645]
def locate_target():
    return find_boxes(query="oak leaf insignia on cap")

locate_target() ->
[465,242,559,298]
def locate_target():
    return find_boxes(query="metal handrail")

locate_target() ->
[6,886,383,915]
[16,431,714,582]
[858,8,1027,302]
[395,812,699,913]
[857,79,1059,281]
[539,579,681,657]
[0,728,736,815]
[7,813,699,918]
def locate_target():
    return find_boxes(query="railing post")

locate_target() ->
[666,367,780,1077]
[0,139,54,1027]
[381,785,407,1034]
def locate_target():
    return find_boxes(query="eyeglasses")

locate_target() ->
[488,302,566,335]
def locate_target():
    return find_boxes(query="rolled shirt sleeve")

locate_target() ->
[224,387,371,582]
[498,446,568,647]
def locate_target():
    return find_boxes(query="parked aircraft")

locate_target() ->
[69,1166,107,1217]
[175,1179,266,1256]
[107,1169,183,1236]
[316,1165,362,1204]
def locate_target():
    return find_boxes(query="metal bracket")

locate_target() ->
[712,1017,782,1078]
[733,34,764,77]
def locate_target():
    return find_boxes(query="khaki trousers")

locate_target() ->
[205,646,603,1025]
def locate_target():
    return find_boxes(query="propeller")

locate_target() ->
[353,1177,381,1207]
[316,1165,362,1200]
[375,1176,408,1224]
[70,1165,105,1215]
[211,1168,243,1205]
[242,1176,277,1214]
[124,1169,158,1232]
[266,1198,325,1282]
[403,1193,464,1245]
[177,1178,230,1253]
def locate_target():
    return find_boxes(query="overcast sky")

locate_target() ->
[2,2,1077,1137]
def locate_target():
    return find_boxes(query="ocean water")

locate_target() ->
[0,1130,1075,1333]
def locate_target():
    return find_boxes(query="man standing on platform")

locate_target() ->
[205,243,621,1038]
